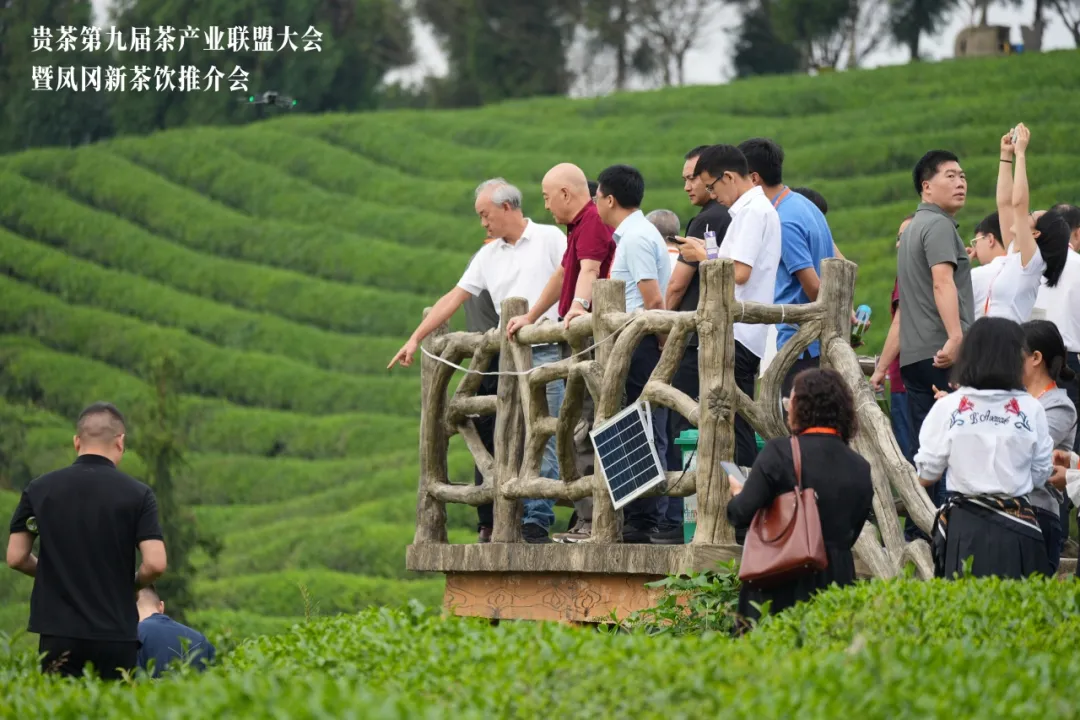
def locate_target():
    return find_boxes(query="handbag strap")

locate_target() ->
[757,436,805,544]
[791,435,803,491]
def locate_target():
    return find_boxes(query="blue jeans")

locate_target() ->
[889,391,915,465]
[523,344,564,529]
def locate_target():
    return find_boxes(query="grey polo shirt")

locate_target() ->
[897,202,974,367]
[462,248,499,333]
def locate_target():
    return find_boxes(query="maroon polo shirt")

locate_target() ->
[559,202,615,317]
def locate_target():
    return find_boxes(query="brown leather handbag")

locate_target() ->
[738,436,828,588]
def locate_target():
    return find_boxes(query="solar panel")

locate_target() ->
[589,401,666,510]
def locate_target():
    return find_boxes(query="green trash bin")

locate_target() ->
[675,429,699,543]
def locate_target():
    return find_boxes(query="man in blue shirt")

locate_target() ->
[739,138,836,397]
[595,164,672,543]
[136,585,216,677]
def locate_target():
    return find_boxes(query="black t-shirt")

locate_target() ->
[678,200,733,345]
[8,454,164,642]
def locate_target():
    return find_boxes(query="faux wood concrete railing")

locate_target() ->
[406,258,942,581]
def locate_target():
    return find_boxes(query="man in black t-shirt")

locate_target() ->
[656,146,733,544]
[6,402,167,680]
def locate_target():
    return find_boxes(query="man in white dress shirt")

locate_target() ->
[693,144,782,468]
[388,178,568,544]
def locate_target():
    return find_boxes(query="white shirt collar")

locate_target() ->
[494,219,536,249]
[612,209,646,242]
[729,185,765,215]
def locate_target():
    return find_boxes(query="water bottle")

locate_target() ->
[704,225,719,260]
[851,304,872,344]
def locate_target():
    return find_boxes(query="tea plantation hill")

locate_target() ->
[0,49,1077,643]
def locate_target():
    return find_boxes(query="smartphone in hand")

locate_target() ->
[720,461,746,484]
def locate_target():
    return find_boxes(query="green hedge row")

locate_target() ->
[106,133,483,254]
[5,575,1078,717]
[0,171,436,337]
[0,227,408,376]
[208,516,473,580]
[0,337,420,460]
[193,449,474,537]
[194,570,445,617]
[392,86,1077,161]
[0,274,421,417]
[6,146,472,296]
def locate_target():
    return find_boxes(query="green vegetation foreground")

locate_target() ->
[2,576,1078,718]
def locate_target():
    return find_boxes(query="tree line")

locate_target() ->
[1,0,1078,153]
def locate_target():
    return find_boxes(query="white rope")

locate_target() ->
[420,314,639,377]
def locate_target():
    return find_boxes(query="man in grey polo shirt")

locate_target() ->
[897,149,974,515]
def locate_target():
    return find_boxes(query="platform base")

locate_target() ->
[444,571,665,623]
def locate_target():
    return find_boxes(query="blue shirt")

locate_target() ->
[137,613,216,677]
[610,209,671,312]
[773,190,835,357]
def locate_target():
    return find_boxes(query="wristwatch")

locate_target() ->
[573,297,590,311]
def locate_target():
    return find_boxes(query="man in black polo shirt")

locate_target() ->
[659,145,732,544]
[6,402,168,680]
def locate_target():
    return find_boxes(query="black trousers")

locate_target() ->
[39,635,138,681]
[474,353,499,530]
[781,354,820,401]
[901,358,951,541]
[733,341,760,469]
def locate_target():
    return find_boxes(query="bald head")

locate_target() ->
[542,163,592,225]
[646,209,681,241]
[74,402,126,464]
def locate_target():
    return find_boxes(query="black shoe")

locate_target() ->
[523,523,553,544]
[649,526,685,545]
[622,525,657,544]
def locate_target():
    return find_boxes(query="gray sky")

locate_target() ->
[89,0,1073,95]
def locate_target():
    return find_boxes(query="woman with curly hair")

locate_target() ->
[726,368,874,631]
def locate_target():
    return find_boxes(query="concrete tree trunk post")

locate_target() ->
[694,260,737,545]
[492,297,528,544]
[413,308,449,545]
[590,279,626,543]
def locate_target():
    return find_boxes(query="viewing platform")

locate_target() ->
[405,258,1076,623]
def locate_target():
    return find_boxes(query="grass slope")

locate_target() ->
[1,50,1078,640]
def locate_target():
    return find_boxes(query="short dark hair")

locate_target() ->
[587,180,598,198]
[952,316,1026,391]
[738,137,784,186]
[1023,319,1077,384]
[1035,209,1071,287]
[789,368,858,444]
[596,165,645,209]
[693,144,748,180]
[912,150,960,196]
[1051,203,1080,231]
[792,187,828,215]
[975,212,1002,245]
[684,145,710,161]
[76,402,126,441]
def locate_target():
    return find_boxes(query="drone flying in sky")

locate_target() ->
[242,91,298,109]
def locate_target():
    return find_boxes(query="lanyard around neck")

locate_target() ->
[800,427,840,437]
[771,186,791,209]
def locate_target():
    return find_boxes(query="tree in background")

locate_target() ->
[415,0,578,106]
[0,0,113,152]
[104,0,414,135]
[729,0,802,77]
[636,0,718,86]
[887,0,961,60]
[1049,0,1080,44]
[133,353,219,623]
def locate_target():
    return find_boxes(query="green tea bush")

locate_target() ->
[0,227,407,375]
[0,275,421,416]
[0,337,419,458]
[107,133,483,252]
[0,171,435,336]
[6,146,472,295]
[3,577,1078,718]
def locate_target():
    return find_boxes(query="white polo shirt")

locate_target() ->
[1034,248,1080,352]
[457,219,567,324]
[717,185,782,359]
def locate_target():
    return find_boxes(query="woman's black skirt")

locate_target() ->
[935,498,1052,580]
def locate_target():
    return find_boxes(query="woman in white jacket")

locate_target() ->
[915,316,1054,579]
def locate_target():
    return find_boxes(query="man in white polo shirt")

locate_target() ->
[690,144,781,468]
[388,178,568,543]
